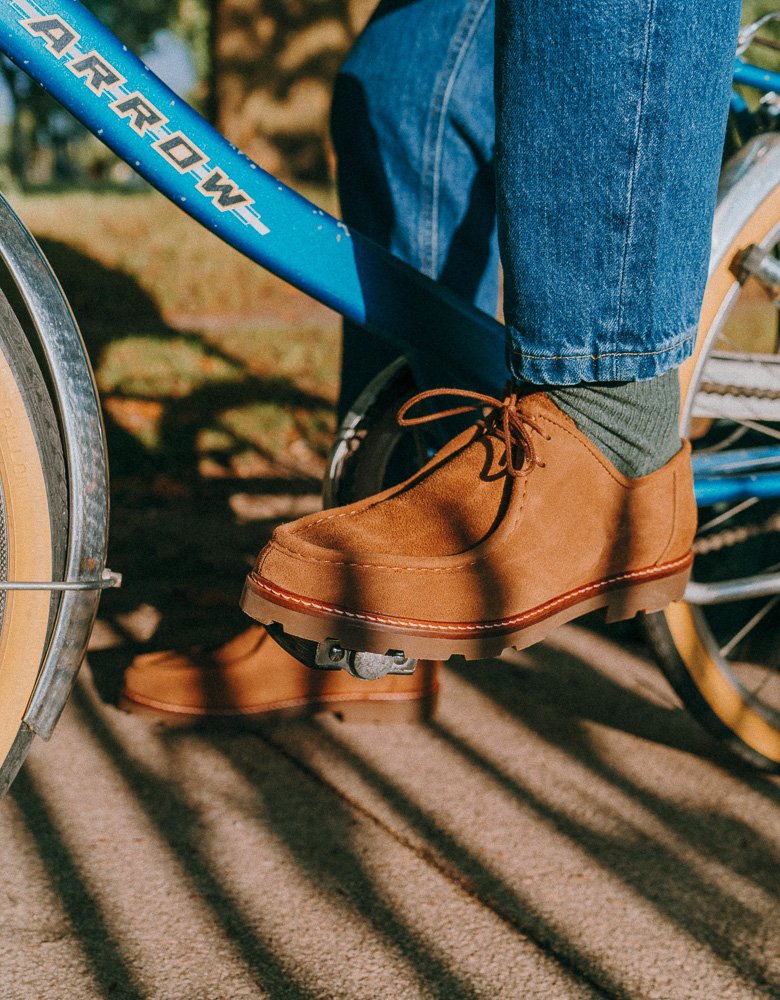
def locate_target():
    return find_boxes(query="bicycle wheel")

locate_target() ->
[325,358,424,507]
[0,283,67,775]
[644,134,780,772]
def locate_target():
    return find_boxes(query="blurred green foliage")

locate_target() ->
[80,0,179,49]
[1,0,209,187]
[742,1,780,67]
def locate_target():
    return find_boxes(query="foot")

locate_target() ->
[241,390,696,662]
[121,626,440,725]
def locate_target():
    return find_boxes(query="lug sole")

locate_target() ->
[240,553,693,662]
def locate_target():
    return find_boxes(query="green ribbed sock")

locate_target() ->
[547,370,681,478]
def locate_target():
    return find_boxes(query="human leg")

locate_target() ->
[497,0,741,383]
[331,0,498,418]
[122,0,501,723]
[334,2,742,475]
[496,0,741,477]
[244,4,741,663]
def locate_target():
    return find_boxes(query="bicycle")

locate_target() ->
[0,0,778,793]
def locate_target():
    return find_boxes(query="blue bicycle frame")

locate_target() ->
[0,0,779,508]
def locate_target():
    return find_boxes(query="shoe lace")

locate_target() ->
[396,387,551,478]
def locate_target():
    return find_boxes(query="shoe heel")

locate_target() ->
[603,566,691,624]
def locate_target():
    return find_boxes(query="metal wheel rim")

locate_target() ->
[682,220,780,729]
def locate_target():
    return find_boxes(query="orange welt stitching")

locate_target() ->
[250,552,692,634]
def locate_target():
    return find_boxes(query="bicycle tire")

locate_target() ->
[0,282,67,773]
[324,357,420,508]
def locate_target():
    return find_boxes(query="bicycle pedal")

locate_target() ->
[315,640,417,680]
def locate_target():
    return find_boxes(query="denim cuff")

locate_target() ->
[506,325,697,385]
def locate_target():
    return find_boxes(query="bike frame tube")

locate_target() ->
[691,446,780,476]
[0,0,508,393]
[733,59,780,94]
[695,470,780,506]
[691,447,780,506]
[731,60,780,136]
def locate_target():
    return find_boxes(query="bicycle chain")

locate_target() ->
[694,512,780,555]
[691,379,780,555]
[698,381,780,401]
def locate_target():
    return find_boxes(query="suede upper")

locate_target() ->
[123,626,439,714]
[253,394,696,625]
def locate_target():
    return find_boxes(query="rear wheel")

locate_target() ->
[644,142,780,772]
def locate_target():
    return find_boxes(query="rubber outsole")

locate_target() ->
[240,554,693,662]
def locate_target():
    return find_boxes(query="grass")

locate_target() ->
[2,187,344,654]
[10,187,341,480]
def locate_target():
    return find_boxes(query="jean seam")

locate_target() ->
[419,0,491,278]
[614,0,657,340]
[510,326,695,361]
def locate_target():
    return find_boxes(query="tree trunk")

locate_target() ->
[210,0,374,181]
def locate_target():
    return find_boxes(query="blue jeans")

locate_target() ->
[332,0,741,414]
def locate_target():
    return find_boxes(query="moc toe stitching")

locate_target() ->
[285,428,485,538]
[261,539,487,572]
[254,473,529,580]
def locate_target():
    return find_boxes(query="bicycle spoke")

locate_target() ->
[736,419,780,442]
[698,496,759,534]
[719,594,780,658]
[696,425,749,453]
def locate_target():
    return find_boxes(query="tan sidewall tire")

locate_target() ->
[665,184,780,766]
[0,344,54,769]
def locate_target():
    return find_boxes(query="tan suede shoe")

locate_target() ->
[121,626,440,725]
[241,390,696,662]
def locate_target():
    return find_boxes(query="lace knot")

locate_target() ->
[397,386,548,477]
